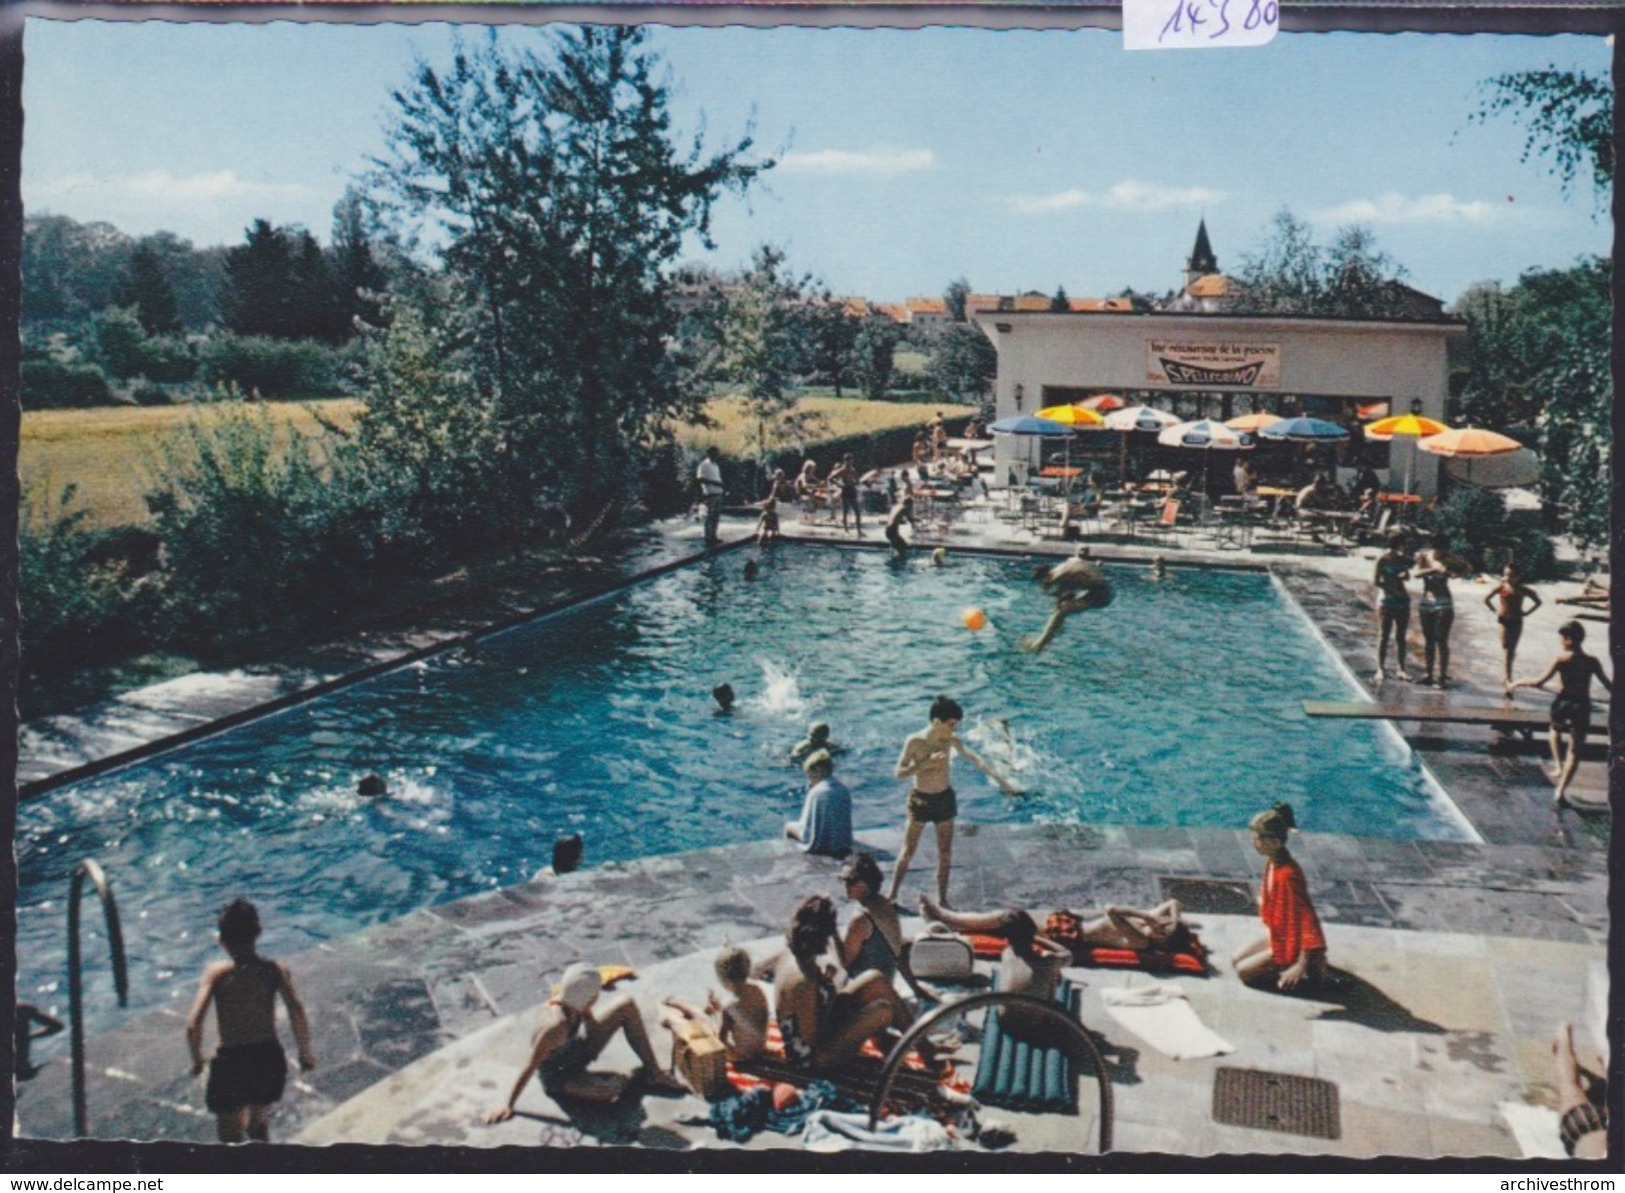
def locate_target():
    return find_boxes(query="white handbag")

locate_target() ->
[908,922,975,980]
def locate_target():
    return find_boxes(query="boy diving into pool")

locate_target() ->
[1021,547,1115,653]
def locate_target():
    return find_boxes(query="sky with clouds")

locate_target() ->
[20,18,1611,306]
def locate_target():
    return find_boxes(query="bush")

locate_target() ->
[131,380,176,406]
[19,485,143,675]
[136,335,197,383]
[145,400,378,644]
[1508,526,1558,580]
[1420,486,1557,579]
[199,334,345,398]
[21,358,113,408]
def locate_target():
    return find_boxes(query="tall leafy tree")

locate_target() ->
[942,277,971,323]
[1471,69,1612,211]
[1454,259,1610,553]
[1049,285,1070,313]
[372,27,767,511]
[926,322,997,410]
[21,214,131,325]
[705,245,823,472]
[849,315,898,401]
[1236,208,1418,319]
[221,219,344,341]
[115,241,182,335]
[802,297,859,397]
[329,187,389,333]
[1234,209,1325,314]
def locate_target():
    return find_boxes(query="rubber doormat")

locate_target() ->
[1159,876,1255,915]
[1212,1067,1341,1139]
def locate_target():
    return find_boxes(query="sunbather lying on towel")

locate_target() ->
[1022,548,1114,653]
[922,896,1196,969]
[916,904,1069,1040]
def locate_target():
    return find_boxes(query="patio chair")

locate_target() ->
[1139,498,1183,547]
[1109,498,1153,541]
[1060,497,1104,540]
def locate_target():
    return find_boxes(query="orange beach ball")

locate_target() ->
[962,608,988,632]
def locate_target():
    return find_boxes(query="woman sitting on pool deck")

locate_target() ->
[1507,620,1612,809]
[1232,802,1328,993]
[838,853,908,982]
[771,896,946,1076]
[485,963,684,1121]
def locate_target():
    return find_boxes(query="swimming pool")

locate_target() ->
[17,545,1471,1025]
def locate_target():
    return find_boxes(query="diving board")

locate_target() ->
[1302,700,1607,736]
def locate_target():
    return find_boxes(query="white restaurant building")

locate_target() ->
[969,226,1467,497]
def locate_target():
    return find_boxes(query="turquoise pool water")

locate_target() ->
[17,545,1469,1023]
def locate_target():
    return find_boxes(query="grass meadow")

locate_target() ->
[23,393,972,531]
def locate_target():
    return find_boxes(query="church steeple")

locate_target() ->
[1186,218,1218,287]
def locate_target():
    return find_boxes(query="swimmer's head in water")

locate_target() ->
[808,722,830,744]
[802,748,833,777]
[358,773,387,798]
[552,833,584,875]
[712,683,736,711]
[929,695,964,725]
[932,547,948,565]
[743,560,759,580]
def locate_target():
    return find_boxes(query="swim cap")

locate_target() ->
[555,963,603,1013]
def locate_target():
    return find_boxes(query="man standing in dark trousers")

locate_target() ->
[696,446,725,549]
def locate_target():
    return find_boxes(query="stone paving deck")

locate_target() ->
[11,504,1614,1164]
[11,826,1609,1159]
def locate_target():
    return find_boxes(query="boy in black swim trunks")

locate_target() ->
[888,695,1017,907]
[186,899,316,1143]
[1507,620,1612,808]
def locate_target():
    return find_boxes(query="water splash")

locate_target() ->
[965,715,1043,779]
[751,658,811,719]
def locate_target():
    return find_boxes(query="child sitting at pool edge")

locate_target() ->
[661,944,769,1063]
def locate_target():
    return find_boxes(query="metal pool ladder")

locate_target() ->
[68,858,129,1137]
[868,989,1114,1152]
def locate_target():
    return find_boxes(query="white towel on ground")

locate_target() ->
[1101,983,1234,1060]
[801,1109,955,1153]
[1498,1102,1566,1159]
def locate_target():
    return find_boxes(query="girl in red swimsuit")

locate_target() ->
[1231,803,1328,992]
[1483,564,1542,685]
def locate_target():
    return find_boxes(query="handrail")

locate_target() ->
[68,859,129,1137]
[867,989,1113,1153]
